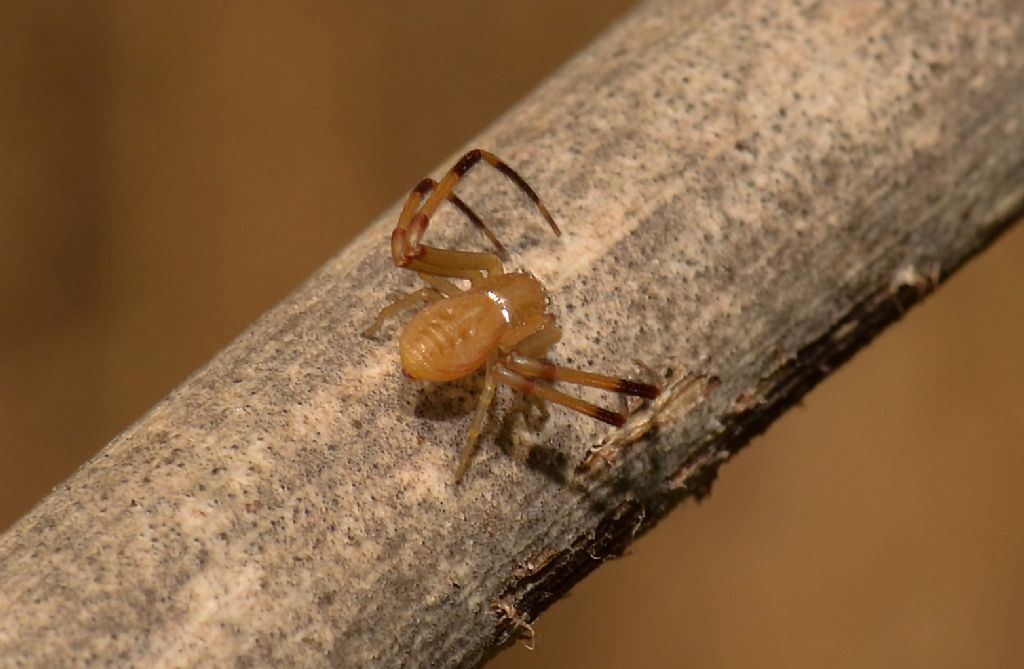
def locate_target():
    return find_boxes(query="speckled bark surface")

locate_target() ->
[2,1,1023,667]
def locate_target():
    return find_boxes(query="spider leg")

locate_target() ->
[390,178,440,268]
[504,353,661,400]
[499,314,562,356]
[431,180,511,261]
[411,178,510,261]
[417,273,463,297]
[493,365,628,427]
[420,149,560,237]
[363,286,444,337]
[454,361,499,483]
[391,150,559,268]
[410,246,504,280]
[396,177,433,231]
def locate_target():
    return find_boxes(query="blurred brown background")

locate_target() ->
[2,3,1022,667]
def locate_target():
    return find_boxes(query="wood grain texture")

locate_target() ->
[1,1,1023,667]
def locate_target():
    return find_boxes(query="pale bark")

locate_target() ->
[2,1,1023,667]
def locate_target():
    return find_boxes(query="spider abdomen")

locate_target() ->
[399,293,507,382]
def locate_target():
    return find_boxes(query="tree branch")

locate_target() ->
[2,1,1023,667]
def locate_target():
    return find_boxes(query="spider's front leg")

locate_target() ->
[389,149,560,281]
[393,177,511,264]
[389,177,503,281]
[397,149,559,260]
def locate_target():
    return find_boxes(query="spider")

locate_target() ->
[365,148,660,481]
